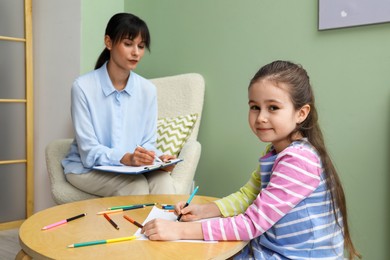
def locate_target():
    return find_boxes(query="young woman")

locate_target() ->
[142,60,361,259]
[62,13,176,196]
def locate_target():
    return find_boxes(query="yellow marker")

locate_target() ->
[67,235,138,248]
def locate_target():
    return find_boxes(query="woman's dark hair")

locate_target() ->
[95,13,151,69]
[249,60,361,260]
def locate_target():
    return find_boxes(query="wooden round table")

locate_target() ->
[18,195,248,260]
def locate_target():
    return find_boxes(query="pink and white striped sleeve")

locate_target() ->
[202,146,322,241]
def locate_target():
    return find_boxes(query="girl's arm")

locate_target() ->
[215,145,270,217]
[142,202,221,241]
[214,167,261,217]
[142,220,203,241]
[202,147,322,241]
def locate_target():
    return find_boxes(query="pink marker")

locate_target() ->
[41,213,87,230]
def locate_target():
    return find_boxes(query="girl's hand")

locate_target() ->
[175,202,203,221]
[142,218,203,241]
[175,202,222,222]
[141,219,182,241]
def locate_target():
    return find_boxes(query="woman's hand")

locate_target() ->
[141,219,203,241]
[159,154,177,172]
[120,146,156,166]
[175,202,222,222]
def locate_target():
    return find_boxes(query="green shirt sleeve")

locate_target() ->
[213,144,272,217]
[214,166,261,217]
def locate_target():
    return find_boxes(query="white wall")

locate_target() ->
[32,0,81,211]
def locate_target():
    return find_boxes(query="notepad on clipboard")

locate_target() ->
[93,158,182,175]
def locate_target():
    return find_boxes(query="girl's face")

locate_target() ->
[105,34,146,72]
[248,79,309,153]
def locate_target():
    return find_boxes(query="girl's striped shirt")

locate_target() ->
[202,140,344,259]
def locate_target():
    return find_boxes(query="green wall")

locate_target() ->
[81,0,124,73]
[82,1,390,258]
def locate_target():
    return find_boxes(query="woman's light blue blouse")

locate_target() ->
[62,63,160,174]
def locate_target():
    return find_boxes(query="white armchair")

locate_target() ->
[46,73,205,204]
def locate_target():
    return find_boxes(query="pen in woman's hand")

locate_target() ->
[137,145,163,163]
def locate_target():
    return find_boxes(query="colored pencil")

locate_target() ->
[177,186,199,221]
[123,215,144,228]
[42,213,87,230]
[67,235,137,248]
[107,203,156,210]
[97,205,145,215]
[162,205,175,210]
[103,213,119,230]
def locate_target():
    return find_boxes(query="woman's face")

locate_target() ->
[105,34,146,72]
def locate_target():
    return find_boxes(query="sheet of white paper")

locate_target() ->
[134,206,217,243]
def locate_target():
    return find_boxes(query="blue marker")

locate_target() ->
[162,205,175,210]
[177,186,199,221]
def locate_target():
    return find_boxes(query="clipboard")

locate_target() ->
[92,158,183,175]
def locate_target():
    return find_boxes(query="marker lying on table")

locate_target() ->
[42,213,87,230]
[103,213,119,230]
[162,205,175,210]
[161,204,175,207]
[97,205,145,215]
[67,235,137,248]
[123,215,144,228]
[107,203,156,210]
[177,186,199,221]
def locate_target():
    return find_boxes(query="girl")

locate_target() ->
[142,60,361,259]
[62,13,176,196]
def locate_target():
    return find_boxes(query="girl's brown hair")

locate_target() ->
[250,60,361,259]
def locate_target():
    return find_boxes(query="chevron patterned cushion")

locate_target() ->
[156,113,198,156]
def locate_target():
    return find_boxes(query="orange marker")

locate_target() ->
[103,213,119,230]
[123,215,143,228]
